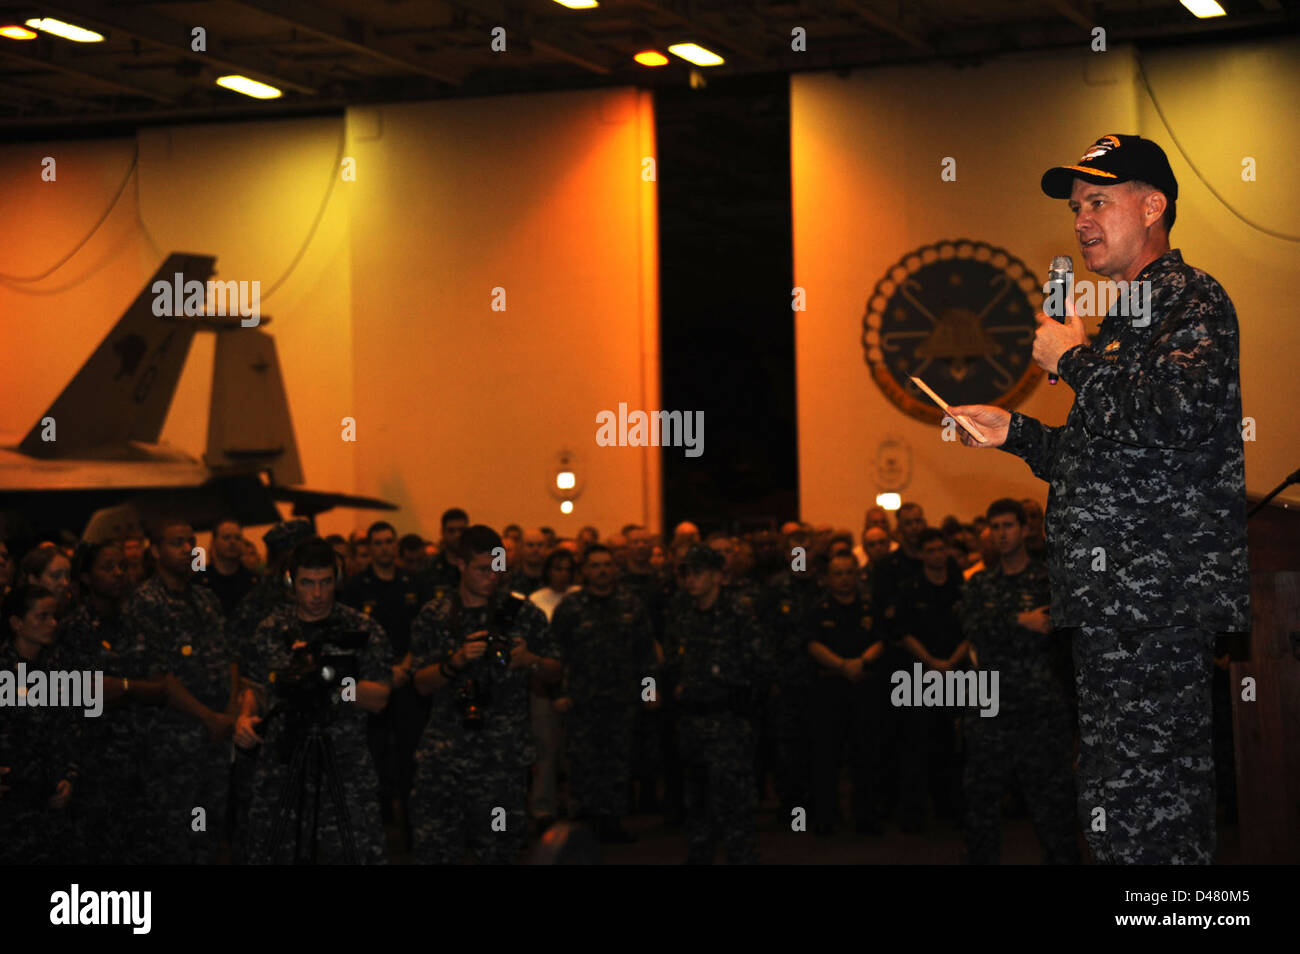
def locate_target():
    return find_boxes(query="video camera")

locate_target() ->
[257,627,370,753]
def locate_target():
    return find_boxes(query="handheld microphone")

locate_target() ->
[1044,256,1073,385]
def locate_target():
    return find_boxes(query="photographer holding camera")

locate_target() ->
[235,537,392,864]
[409,525,560,864]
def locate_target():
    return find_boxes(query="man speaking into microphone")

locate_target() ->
[949,134,1250,865]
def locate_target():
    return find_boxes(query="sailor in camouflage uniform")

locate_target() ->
[664,544,770,864]
[708,533,774,802]
[759,549,822,816]
[124,518,238,864]
[959,500,1079,864]
[230,521,315,651]
[952,135,1250,864]
[408,525,560,864]
[225,518,314,861]
[549,543,657,840]
[58,542,170,864]
[0,585,77,864]
[708,534,765,613]
[236,537,392,864]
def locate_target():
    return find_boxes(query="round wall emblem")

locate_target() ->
[862,239,1044,424]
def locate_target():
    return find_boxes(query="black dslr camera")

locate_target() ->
[454,594,528,728]
[484,594,526,669]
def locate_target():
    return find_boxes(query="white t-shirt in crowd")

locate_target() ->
[528,584,581,623]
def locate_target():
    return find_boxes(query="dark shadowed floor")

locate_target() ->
[383,789,1243,865]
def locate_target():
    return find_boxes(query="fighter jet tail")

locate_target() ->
[18,253,217,457]
[204,327,304,486]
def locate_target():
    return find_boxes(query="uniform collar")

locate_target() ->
[1135,248,1182,283]
[297,602,344,626]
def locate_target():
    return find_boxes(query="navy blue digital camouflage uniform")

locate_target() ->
[124,576,235,864]
[622,568,666,808]
[230,575,296,649]
[663,584,770,863]
[408,589,556,864]
[549,584,656,819]
[0,640,79,864]
[959,560,1079,864]
[723,578,774,801]
[242,602,391,864]
[225,518,314,861]
[760,570,822,814]
[57,604,154,864]
[227,573,297,860]
[1001,249,1250,864]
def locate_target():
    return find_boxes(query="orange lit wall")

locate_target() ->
[0,88,660,542]
[791,39,1300,533]
[344,90,661,539]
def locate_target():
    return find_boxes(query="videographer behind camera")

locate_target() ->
[234,537,393,864]
[409,525,560,864]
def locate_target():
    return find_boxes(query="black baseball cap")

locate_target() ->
[679,543,725,572]
[1041,134,1178,201]
[263,518,313,560]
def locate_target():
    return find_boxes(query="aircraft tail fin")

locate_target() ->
[19,253,217,457]
[204,326,304,486]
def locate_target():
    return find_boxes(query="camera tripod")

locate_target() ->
[262,712,361,865]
